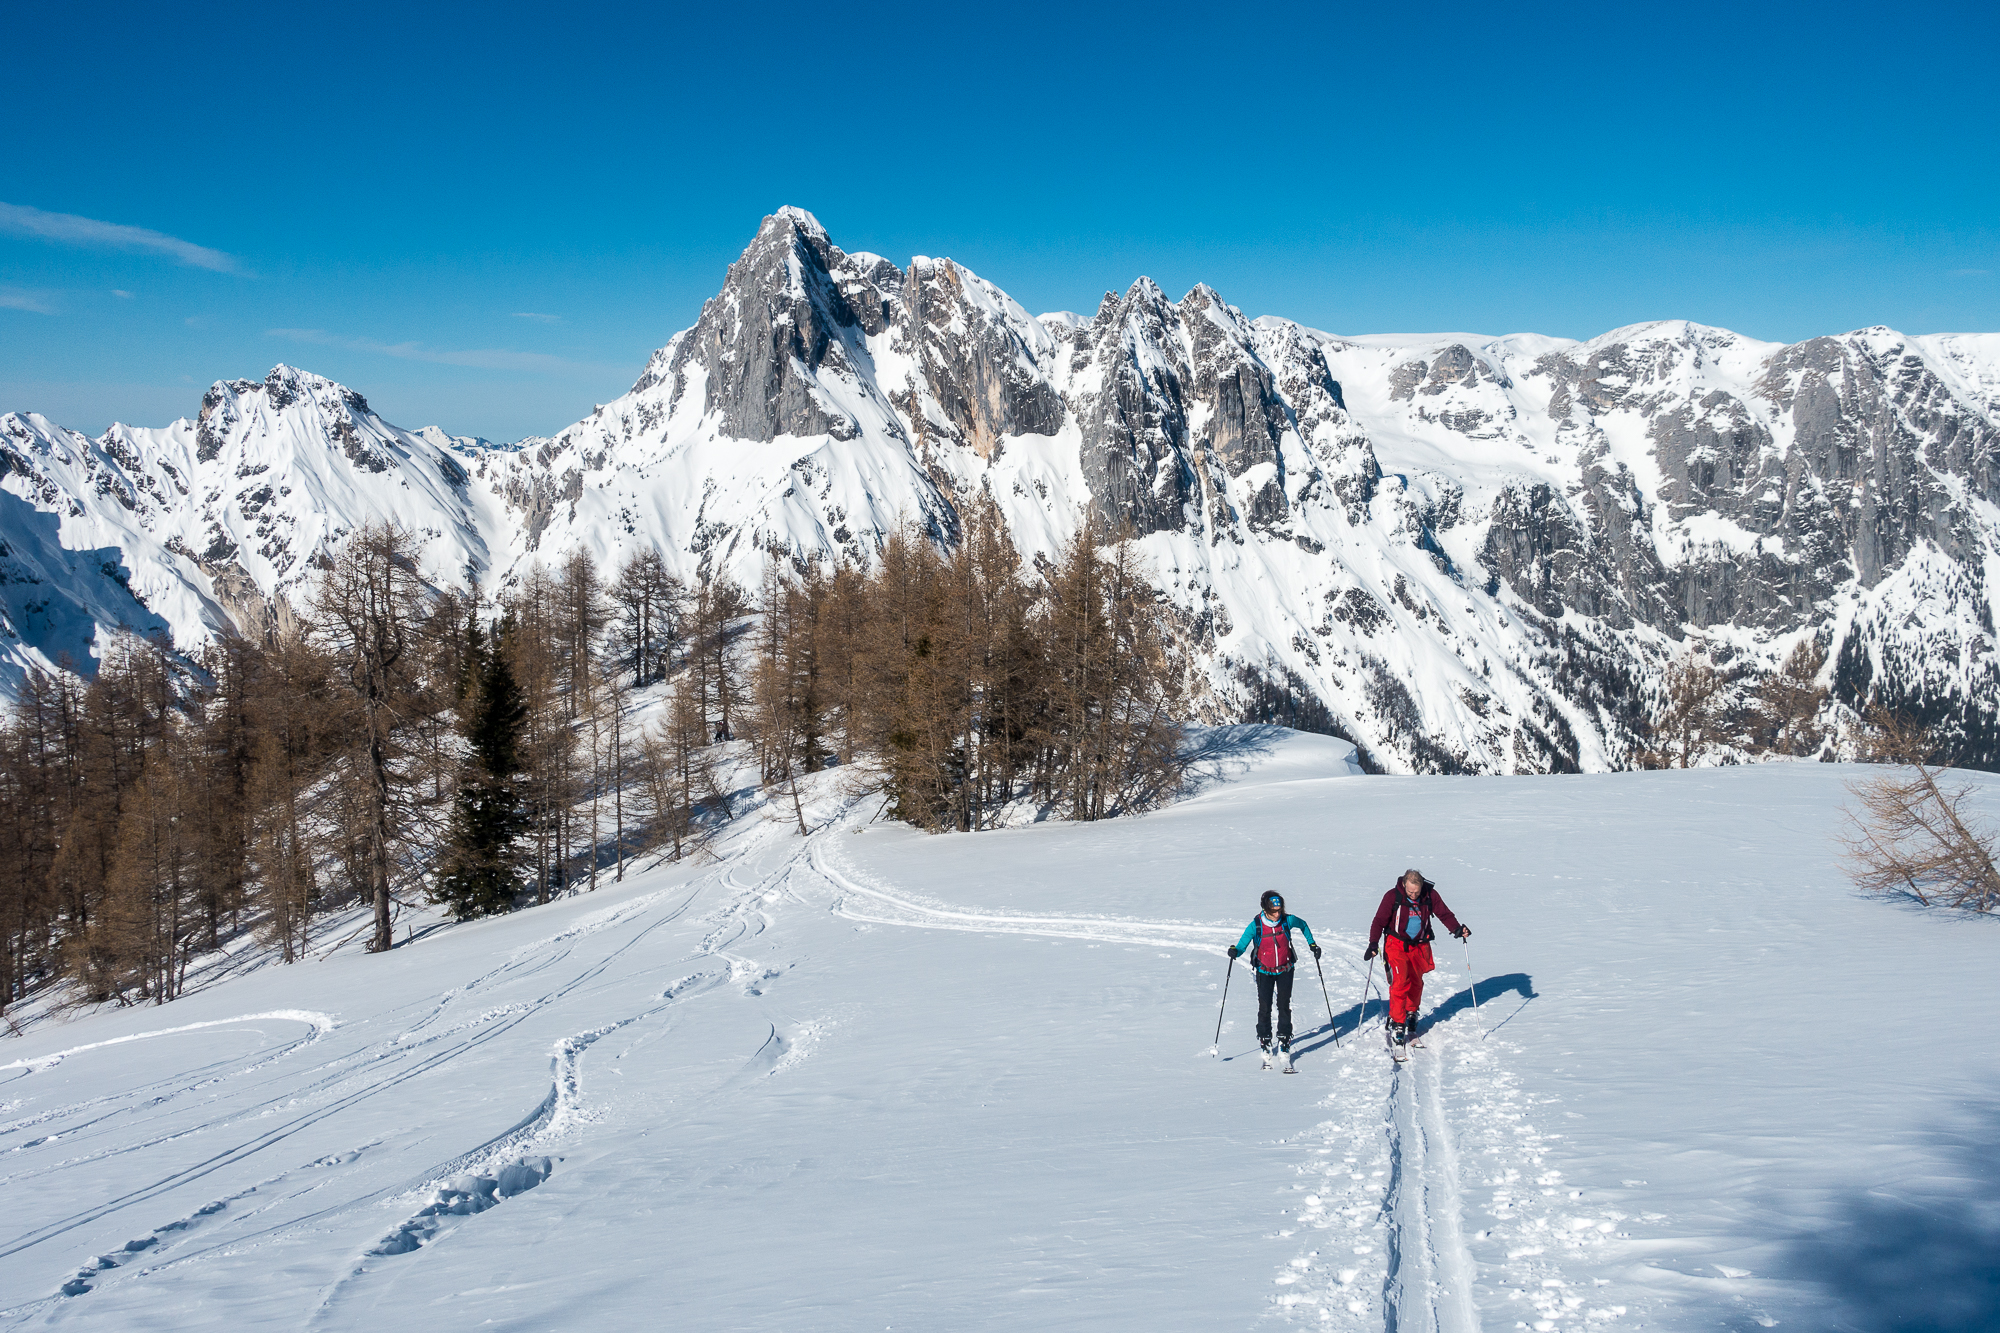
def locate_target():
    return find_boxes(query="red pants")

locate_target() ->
[1384,936,1434,1023]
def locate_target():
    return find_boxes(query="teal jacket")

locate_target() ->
[1234,913,1317,975]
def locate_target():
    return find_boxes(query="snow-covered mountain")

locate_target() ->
[0,371,500,692]
[6,207,1998,770]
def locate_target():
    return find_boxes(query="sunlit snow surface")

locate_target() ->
[1,732,1995,1331]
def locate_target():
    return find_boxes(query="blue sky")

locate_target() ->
[3,0,1994,441]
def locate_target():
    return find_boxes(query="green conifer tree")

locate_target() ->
[432,619,530,919]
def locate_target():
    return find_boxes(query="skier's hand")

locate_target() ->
[1363,945,1378,961]
[1458,926,1471,940]
[1309,943,1322,959]
[1226,946,1241,960]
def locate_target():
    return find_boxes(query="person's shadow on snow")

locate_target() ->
[1425,972,1537,1034]
[1292,972,1537,1056]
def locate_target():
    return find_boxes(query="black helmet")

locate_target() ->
[1260,891,1284,912]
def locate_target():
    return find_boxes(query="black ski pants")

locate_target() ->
[1255,968,1294,1044]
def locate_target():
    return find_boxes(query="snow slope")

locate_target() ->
[0,734,1993,1331]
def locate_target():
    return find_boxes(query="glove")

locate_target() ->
[1309,943,1322,959]
[1226,946,1241,960]
[1363,945,1378,961]
[1460,927,1472,940]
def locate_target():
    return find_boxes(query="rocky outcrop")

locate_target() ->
[901,256,1064,461]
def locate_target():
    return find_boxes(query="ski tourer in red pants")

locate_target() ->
[1364,870,1469,1045]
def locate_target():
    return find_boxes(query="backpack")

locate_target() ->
[1392,888,1435,945]
[1254,916,1295,971]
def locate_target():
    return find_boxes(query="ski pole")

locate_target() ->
[1313,952,1338,1046]
[1348,955,1374,1041]
[1462,934,1484,1035]
[1368,957,1392,1038]
[1210,956,1236,1056]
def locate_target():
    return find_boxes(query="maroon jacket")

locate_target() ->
[1368,881,1464,951]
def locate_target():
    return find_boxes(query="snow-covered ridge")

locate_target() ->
[6,212,1999,770]
[0,367,499,693]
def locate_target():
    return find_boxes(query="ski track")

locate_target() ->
[1269,965,1644,1333]
[1379,1035,1480,1333]
[0,867,746,1319]
[0,1011,338,1077]
[811,838,1236,951]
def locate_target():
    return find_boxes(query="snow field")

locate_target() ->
[0,732,1995,1330]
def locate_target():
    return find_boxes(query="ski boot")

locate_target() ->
[1390,1016,1409,1045]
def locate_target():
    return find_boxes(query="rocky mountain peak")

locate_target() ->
[1180,282,1225,312]
[768,204,829,239]
[648,208,896,443]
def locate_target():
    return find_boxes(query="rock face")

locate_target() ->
[6,209,1998,771]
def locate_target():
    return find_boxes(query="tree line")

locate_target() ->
[1638,637,1833,768]
[0,504,1188,1013]
[742,500,1187,833]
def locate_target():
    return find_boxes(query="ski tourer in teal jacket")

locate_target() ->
[1232,912,1318,975]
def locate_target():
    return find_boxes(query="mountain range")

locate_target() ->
[5,207,1996,771]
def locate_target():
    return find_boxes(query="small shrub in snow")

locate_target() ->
[1839,709,2000,913]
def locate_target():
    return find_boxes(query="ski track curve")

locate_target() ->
[0,1011,337,1077]
[0,1012,341,1166]
[0,872,743,1319]
[810,838,1236,951]
[302,839,828,1323]
[0,802,863,1324]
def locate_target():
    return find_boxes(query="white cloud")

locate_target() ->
[267,327,607,375]
[511,311,564,324]
[0,286,56,314]
[0,202,241,273]
[112,289,134,298]
[1948,268,1990,278]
